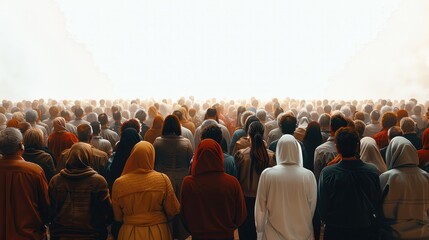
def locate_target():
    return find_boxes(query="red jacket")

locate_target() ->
[181,139,246,240]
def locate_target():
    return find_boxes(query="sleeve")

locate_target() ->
[314,148,323,180]
[255,170,268,233]
[186,141,194,168]
[162,174,180,220]
[317,169,328,222]
[37,172,51,224]
[45,156,56,182]
[111,181,123,222]
[234,179,247,227]
[95,178,113,226]
[180,177,191,232]
[307,172,318,217]
[234,151,244,179]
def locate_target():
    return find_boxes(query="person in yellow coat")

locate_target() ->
[112,141,180,240]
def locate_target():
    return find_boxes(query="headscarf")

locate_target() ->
[121,141,155,175]
[148,106,158,119]
[53,117,67,132]
[360,137,387,173]
[109,128,141,187]
[65,142,92,170]
[276,134,303,166]
[191,139,224,176]
[144,115,164,143]
[386,136,419,169]
[422,128,429,150]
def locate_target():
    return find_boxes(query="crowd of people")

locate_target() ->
[1,96,429,240]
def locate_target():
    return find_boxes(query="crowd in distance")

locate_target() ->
[1,97,429,240]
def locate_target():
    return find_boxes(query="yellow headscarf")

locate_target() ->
[121,141,155,175]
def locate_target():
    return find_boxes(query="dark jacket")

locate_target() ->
[318,159,382,240]
[23,148,56,181]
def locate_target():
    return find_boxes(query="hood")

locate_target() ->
[276,134,302,166]
[386,136,419,169]
[191,139,224,176]
[422,128,429,150]
[148,106,158,118]
[53,117,67,132]
[61,142,97,178]
[360,137,387,173]
[151,116,164,130]
[121,141,155,175]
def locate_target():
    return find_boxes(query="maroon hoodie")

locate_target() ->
[181,139,246,240]
[417,128,429,168]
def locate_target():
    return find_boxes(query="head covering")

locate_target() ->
[298,117,309,129]
[121,141,155,175]
[148,106,158,118]
[422,128,429,150]
[53,117,67,132]
[360,137,387,173]
[276,134,303,166]
[191,139,224,176]
[65,142,92,170]
[386,136,419,169]
[144,116,164,143]
[108,128,141,187]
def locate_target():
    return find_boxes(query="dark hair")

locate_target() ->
[172,110,184,120]
[330,114,348,134]
[303,121,323,149]
[279,115,297,134]
[120,118,141,135]
[98,113,109,126]
[244,116,260,134]
[162,115,181,136]
[77,123,93,142]
[274,107,284,118]
[134,109,147,122]
[381,112,397,129]
[74,107,84,118]
[205,108,218,122]
[90,121,101,135]
[335,127,359,158]
[201,124,223,144]
[113,111,122,121]
[248,121,270,181]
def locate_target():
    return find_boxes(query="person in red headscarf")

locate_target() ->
[181,139,247,240]
[47,117,78,166]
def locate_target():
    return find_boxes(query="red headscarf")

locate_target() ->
[191,139,224,176]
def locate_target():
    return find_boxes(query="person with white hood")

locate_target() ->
[255,134,317,239]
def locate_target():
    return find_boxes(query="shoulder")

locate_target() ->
[92,147,108,158]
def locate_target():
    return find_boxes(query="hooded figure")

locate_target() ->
[181,139,247,240]
[255,134,317,240]
[49,142,112,239]
[379,137,429,239]
[417,128,429,169]
[144,115,164,144]
[107,128,141,190]
[360,137,388,174]
[47,117,78,165]
[112,141,180,240]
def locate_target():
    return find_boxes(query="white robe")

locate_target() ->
[255,134,317,240]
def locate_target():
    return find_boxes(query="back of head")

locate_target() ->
[23,127,44,148]
[86,112,98,123]
[256,109,267,122]
[49,106,59,118]
[248,121,269,177]
[134,109,147,122]
[354,120,366,139]
[386,136,418,169]
[120,118,141,134]
[77,123,93,142]
[279,114,297,134]
[240,111,254,127]
[370,110,380,122]
[205,108,218,121]
[335,127,359,158]
[74,107,84,118]
[0,128,23,156]
[162,115,181,136]
[381,112,397,129]
[172,110,184,121]
[90,121,101,135]
[318,113,331,129]
[201,124,223,145]
[25,110,38,123]
[387,126,402,141]
[113,111,122,121]
[330,114,348,134]
[98,113,109,126]
[400,117,416,134]
[244,116,260,134]
[413,105,422,115]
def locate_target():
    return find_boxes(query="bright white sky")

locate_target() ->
[3,0,428,102]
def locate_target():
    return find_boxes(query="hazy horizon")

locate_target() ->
[1,0,428,102]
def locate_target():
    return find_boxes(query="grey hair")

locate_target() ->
[0,127,23,155]
[25,109,38,123]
